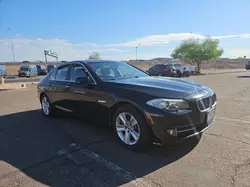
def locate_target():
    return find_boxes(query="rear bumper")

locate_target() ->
[162,71,177,77]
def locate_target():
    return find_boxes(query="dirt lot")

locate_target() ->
[0,72,250,187]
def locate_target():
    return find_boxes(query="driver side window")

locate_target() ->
[70,64,95,84]
[70,64,88,81]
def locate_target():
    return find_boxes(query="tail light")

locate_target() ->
[164,68,169,71]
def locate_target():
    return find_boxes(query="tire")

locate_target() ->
[40,94,57,117]
[177,71,181,77]
[113,104,150,151]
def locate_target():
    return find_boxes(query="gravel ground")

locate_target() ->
[0,71,250,187]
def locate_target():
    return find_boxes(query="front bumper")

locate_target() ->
[18,72,29,77]
[146,102,216,144]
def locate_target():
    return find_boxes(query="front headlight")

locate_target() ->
[146,98,189,111]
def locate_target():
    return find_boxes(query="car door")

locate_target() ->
[66,63,98,119]
[49,64,72,111]
[158,65,166,75]
[148,66,157,75]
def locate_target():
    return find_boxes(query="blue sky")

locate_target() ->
[0,0,250,61]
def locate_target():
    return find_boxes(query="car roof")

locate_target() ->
[20,64,35,67]
[58,60,121,66]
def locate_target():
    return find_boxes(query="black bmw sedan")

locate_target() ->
[37,60,217,150]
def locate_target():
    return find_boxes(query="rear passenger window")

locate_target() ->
[155,65,162,70]
[55,66,69,81]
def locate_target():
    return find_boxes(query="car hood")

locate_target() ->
[109,76,209,99]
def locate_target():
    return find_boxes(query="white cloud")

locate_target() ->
[106,33,250,47]
[167,48,175,51]
[1,33,250,61]
[0,38,89,61]
[227,48,250,58]
[86,48,124,52]
[0,37,122,62]
[213,34,250,39]
[106,33,204,47]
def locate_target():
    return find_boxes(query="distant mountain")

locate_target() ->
[150,57,173,62]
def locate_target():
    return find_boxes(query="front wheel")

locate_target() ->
[177,71,181,77]
[113,105,150,151]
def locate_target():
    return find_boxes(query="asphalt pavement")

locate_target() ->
[0,72,250,187]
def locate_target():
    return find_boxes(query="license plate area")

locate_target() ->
[206,107,216,124]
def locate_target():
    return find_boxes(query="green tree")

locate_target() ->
[171,38,223,73]
[88,52,101,60]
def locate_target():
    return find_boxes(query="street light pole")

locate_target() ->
[8,28,16,63]
[136,44,141,61]
[11,44,16,63]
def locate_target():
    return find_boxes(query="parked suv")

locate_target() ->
[47,65,56,73]
[146,63,190,77]
[36,65,47,75]
[0,65,7,78]
[18,64,38,77]
[168,63,190,77]
[146,64,175,77]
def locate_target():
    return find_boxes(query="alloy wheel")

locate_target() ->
[115,112,140,145]
[41,96,50,115]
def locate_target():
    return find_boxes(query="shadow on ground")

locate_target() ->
[237,75,250,78]
[0,109,200,187]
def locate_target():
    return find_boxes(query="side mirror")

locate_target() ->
[75,76,89,84]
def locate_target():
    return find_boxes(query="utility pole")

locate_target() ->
[136,44,141,61]
[8,28,16,63]
[11,44,16,63]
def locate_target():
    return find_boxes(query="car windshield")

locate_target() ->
[88,61,148,81]
[20,67,29,71]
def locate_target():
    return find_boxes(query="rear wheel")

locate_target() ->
[113,105,150,151]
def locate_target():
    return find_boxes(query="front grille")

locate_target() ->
[197,94,216,111]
